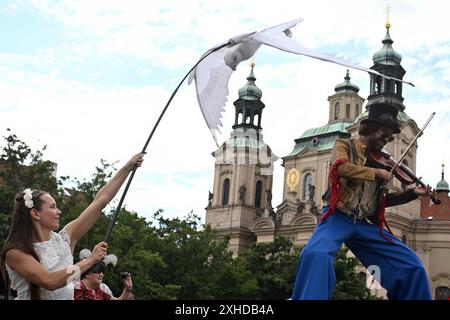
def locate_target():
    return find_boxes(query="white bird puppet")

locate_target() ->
[188,18,414,146]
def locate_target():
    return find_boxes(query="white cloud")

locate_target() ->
[21,1,440,64]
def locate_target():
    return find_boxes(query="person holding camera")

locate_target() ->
[74,262,133,300]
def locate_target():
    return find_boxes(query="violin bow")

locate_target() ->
[389,112,436,174]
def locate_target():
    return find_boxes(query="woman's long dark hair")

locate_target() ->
[0,190,48,300]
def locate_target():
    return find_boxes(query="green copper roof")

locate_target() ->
[286,135,340,157]
[436,163,450,192]
[286,122,352,157]
[372,26,402,65]
[298,122,352,139]
[238,65,262,100]
[355,110,412,124]
[437,179,450,192]
[334,70,360,93]
[224,135,268,150]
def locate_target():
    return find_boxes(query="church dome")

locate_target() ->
[436,163,450,193]
[238,62,262,100]
[334,70,360,93]
[372,26,402,65]
[437,179,450,193]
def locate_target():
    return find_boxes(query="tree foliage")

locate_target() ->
[0,129,62,249]
[239,236,299,299]
[332,247,376,300]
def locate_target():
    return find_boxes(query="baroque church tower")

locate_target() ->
[275,70,365,236]
[205,63,277,253]
[347,20,421,212]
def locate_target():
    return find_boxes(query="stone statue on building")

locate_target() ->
[207,191,213,208]
[269,208,277,220]
[296,199,305,214]
[239,184,246,204]
[266,189,273,209]
[254,209,263,220]
[310,202,319,215]
[308,184,315,202]
[268,209,282,226]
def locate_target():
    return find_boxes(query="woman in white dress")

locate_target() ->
[0,153,144,300]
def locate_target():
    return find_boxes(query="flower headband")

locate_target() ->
[23,188,34,209]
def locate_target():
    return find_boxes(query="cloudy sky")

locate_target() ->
[1,0,449,222]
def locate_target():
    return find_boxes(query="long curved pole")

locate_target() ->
[104,43,229,242]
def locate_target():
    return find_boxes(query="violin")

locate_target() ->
[368,148,441,205]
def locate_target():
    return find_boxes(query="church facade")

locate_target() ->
[205,23,450,300]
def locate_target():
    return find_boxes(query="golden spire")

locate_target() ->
[384,5,391,29]
[250,58,256,69]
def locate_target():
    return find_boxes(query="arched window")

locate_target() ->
[303,173,313,200]
[346,104,350,119]
[401,235,408,245]
[435,286,450,300]
[254,113,260,127]
[355,104,360,118]
[255,180,263,208]
[222,178,230,206]
[375,77,382,94]
[237,111,243,124]
[334,103,340,120]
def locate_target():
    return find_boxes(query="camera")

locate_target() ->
[120,272,130,279]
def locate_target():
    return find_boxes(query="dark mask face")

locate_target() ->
[368,127,394,151]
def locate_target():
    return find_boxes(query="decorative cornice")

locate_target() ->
[291,212,317,226]
[220,170,233,176]
[431,273,450,287]
[251,217,276,231]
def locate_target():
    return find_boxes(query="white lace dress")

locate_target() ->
[6,229,75,300]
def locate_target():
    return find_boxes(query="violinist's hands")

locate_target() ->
[414,184,435,197]
[375,168,393,185]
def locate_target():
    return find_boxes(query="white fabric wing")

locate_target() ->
[189,47,233,133]
[251,30,414,86]
[259,17,304,34]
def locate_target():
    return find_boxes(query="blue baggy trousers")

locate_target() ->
[291,207,432,300]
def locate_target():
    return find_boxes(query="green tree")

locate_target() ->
[332,246,377,300]
[98,209,174,299]
[240,236,377,300]
[239,236,299,299]
[149,210,258,299]
[0,129,62,249]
